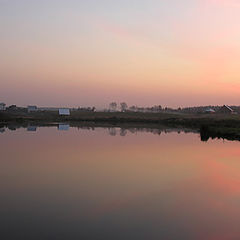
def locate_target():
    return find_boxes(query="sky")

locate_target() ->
[0,0,240,108]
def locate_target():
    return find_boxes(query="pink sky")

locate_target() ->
[0,0,240,108]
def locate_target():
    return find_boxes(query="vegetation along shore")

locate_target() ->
[1,108,240,142]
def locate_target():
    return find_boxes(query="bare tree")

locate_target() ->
[109,102,117,111]
[120,102,128,112]
[129,106,137,112]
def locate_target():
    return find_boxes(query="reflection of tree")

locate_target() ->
[77,126,95,131]
[151,129,162,135]
[108,128,117,136]
[128,128,137,134]
[120,128,127,136]
[8,125,16,131]
[121,128,162,135]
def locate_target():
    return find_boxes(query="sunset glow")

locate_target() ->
[1,0,240,107]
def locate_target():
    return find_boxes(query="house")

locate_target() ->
[59,108,70,116]
[205,108,215,114]
[218,105,235,114]
[28,105,38,113]
[38,107,59,112]
[0,103,6,111]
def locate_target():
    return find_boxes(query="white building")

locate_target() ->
[205,108,215,114]
[59,108,70,116]
[28,105,38,112]
[38,107,59,112]
[0,103,6,111]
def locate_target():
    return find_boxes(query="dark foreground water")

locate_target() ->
[1,126,240,240]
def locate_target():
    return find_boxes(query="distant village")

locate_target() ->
[0,102,239,115]
[0,103,95,116]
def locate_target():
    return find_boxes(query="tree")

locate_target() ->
[109,102,117,111]
[129,106,137,112]
[120,102,128,112]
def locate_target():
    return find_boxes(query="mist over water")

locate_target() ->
[1,126,240,239]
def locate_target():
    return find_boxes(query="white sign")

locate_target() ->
[59,108,70,115]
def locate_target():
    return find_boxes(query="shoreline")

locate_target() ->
[1,111,240,141]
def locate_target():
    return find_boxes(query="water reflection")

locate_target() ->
[27,126,37,132]
[120,128,127,136]
[107,127,196,137]
[8,125,17,131]
[108,127,117,136]
[1,123,238,142]
[1,125,240,239]
[58,124,70,131]
[0,124,199,138]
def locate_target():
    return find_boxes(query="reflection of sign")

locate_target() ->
[27,126,37,131]
[59,108,70,115]
[58,124,70,131]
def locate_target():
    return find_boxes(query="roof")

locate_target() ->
[28,105,37,109]
[205,108,215,113]
[223,105,234,112]
[59,108,70,115]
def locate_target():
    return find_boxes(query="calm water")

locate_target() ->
[1,126,240,240]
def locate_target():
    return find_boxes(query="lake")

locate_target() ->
[1,125,240,239]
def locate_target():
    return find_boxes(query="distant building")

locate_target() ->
[38,107,59,112]
[218,105,235,114]
[28,105,38,113]
[205,108,215,114]
[59,108,70,116]
[0,103,6,111]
